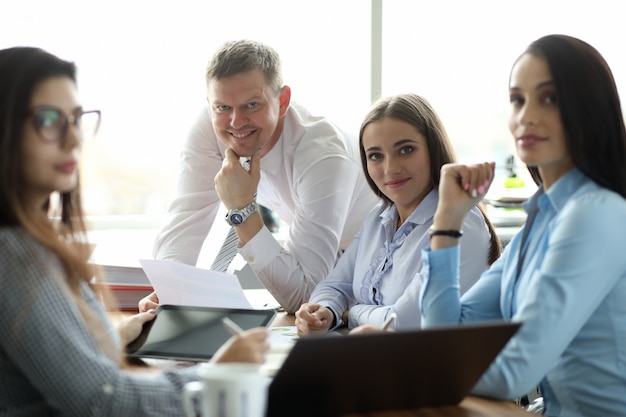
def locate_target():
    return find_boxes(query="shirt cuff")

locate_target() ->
[238,226,283,270]
[327,306,344,331]
[423,245,459,287]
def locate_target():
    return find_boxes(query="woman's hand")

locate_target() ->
[212,327,270,364]
[433,162,496,231]
[295,303,333,336]
[349,312,396,335]
[116,310,157,346]
[348,324,386,335]
[138,292,160,313]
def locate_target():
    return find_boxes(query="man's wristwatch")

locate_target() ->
[225,201,258,226]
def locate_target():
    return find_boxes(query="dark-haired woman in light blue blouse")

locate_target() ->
[422,34,626,417]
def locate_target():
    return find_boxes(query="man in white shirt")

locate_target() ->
[140,40,377,313]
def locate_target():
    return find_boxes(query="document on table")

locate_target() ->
[139,259,253,309]
[262,326,299,376]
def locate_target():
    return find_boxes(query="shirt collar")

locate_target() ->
[259,134,283,176]
[379,188,438,229]
[258,107,296,176]
[523,167,585,213]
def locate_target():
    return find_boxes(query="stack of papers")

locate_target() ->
[96,264,153,311]
[139,259,280,310]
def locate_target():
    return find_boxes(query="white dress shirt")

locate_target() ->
[153,102,378,313]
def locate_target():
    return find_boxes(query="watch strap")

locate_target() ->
[225,201,258,226]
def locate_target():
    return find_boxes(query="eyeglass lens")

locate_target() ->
[33,107,100,142]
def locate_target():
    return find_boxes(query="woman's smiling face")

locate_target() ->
[362,117,433,222]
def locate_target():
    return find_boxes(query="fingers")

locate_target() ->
[295,304,331,336]
[215,328,270,364]
[442,162,495,199]
[348,324,384,335]
[223,148,252,173]
[138,292,159,313]
[242,327,270,342]
[435,162,496,231]
[219,149,242,177]
[242,328,271,363]
[117,309,156,346]
[295,304,321,331]
[134,309,157,324]
[223,147,239,163]
[216,149,258,208]
[459,162,495,198]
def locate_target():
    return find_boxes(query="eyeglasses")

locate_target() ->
[27,106,101,143]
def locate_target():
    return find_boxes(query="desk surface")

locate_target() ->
[342,396,531,417]
[117,310,531,417]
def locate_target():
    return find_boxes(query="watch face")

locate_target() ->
[230,213,244,225]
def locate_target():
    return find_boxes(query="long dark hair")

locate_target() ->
[518,35,626,198]
[0,46,118,360]
[359,94,501,264]
[0,46,93,285]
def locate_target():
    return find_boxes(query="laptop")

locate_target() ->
[266,321,521,417]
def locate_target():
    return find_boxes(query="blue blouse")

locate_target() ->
[420,168,626,417]
[309,189,492,330]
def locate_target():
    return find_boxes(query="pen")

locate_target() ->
[382,313,397,330]
[222,317,245,336]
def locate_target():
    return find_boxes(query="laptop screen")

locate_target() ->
[267,321,520,417]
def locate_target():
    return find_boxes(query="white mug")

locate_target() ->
[183,363,270,417]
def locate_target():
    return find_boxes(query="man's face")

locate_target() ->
[208,69,288,158]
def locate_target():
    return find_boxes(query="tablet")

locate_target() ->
[126,305,276,361]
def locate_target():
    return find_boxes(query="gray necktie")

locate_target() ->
[210,226,238,273]
[210,157,250,273]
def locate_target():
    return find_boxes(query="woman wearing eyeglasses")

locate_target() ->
[0,46,269,416]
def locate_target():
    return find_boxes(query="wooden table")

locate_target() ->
[342,396,531,417]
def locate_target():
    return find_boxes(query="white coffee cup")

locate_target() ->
[183,363,270,417]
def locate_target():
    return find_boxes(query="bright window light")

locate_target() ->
[3,0,625,223]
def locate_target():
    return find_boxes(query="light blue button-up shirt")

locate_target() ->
[309,189,492,330]
[420,168,626,417]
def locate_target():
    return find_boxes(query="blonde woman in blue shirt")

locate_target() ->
[422,34,626,416]
[295,94,501,334]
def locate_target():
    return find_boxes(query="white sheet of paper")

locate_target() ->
[139,259,253,309]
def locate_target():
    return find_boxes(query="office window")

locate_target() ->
[381,0,626,171]
[3,0,626,260]
[1,0,371,221]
